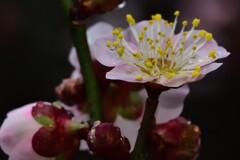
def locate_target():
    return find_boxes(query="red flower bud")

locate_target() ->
[31,102,90,159]
[87,121,130,160]
[148,117,201,160]
[55,78,86,106]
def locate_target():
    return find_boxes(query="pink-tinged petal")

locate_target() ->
[93,37,125,67]
[0,103,42,155]
[155,85,189,123]
[69,22,113,69]
[87,22,113,46]
[70,69,82,79]
[200,62,222,74]
[157,63,222,87]
[114,116,141,151]
[138,85,189,123]
[197,44,230,62]
[106,64,157,83]
[69,48,80,69]
[9,136,54,160]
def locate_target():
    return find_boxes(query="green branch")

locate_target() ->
[59,0,104,121]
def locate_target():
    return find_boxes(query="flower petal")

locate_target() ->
[106,64,157,83]
[87,22,113,46]
[70,69,82,79]
[114,116,141,151]
[200,62,222,74]
[9,136,54,160]
[69,22,113,69]
[197,43,230,63]
[93,37,125,67]
[155,85,189,123]
[0,103,41,155]
[69,48,80,70]
[138,85,189,123]
[156,63,222,87]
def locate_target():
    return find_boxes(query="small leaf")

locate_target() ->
[35,116,54,126]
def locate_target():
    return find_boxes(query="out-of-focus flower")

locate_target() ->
[87,121,130,160]
[93,11,230,87]
[0,102,89,160]
[147,117,201,160]
[57,22,190,149]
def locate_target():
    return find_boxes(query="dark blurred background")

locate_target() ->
[0,0,239,159]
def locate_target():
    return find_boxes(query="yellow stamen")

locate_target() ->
[138,35,144,40]
[151,45,155,50]
[179,47,184,52]
[113,41,119,47]
[195,66,201,72]
[183,32,187,36]
[152,14,162,21]
[167,73,176,79]
[132,53,141,59]
[112,29,121,36]
[182,20,188,26]
[106,41,111,48]
[126,14,135,25]
[174,10,180,16]
[145,60,153,68]
[135,75,143,80]
[205,33,213,42]
[118,34,123,40]
[192,34,198,39]
[209,50,216,59]
[192,18,200,27]
[117,46,124,56]
[199,30,206,37]
[191,71,199,77]
[179,71,186,75]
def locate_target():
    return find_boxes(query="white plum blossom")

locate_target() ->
[93,11,230,87]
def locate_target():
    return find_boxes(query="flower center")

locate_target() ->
[107,11,217,80]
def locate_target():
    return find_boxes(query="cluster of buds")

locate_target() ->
[70,0,124,25]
